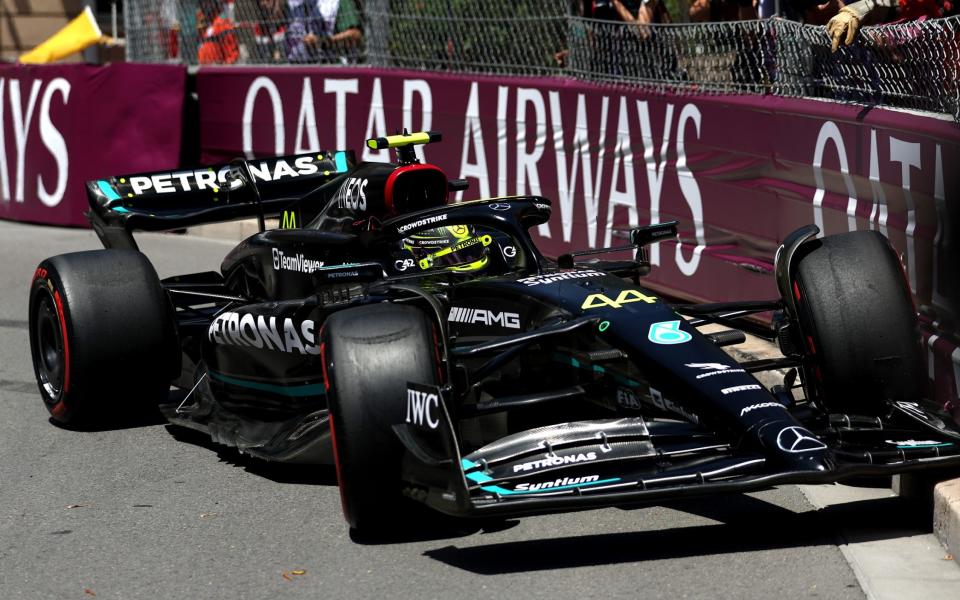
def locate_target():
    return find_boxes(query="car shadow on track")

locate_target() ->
[48,409,169,432]
[163,424,339,486]
[422,492,929,574]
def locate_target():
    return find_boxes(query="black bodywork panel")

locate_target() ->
[85,137,960,519]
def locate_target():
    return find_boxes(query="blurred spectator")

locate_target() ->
[252,0,287,63]
[689,0,758,21]
[827,0,954,51]
[286,0,363,64]
[780,0,845,24]
[197,0,239,64]
[582,0,671,23]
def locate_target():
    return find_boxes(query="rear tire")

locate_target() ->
[28,250,178,425]
[793,230,923,415]
[321,304,440,532]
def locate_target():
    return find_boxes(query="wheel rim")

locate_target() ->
[33,291,64,401]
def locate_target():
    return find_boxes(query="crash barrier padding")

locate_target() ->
[0,63,186,227]
[195,66,960,420]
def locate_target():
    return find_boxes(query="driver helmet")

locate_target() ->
[402,225,491,273]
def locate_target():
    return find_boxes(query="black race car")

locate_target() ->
[29,131,960,533]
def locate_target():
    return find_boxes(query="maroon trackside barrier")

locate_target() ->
[194,66,959,419]
[0,63,187,227]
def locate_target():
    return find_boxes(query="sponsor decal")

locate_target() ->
[648,320,692,345]
[581,289,657,310]
[686,363,747,379]
[280,210,298,229]
[740,401,785,417]
[512,452,598,473]
[502,245,517,258]
[776,426,827,453]
[534,202,551,211]
[893,401,948,429]
[513,475,602,492]
[405,384,440,429]
[333,176,368,211]
[33,267,48,280]
[397,213,448,234]
[208,312,319,354]
[448,307,521,329]
[394,258,415,271]
[518,269,604,287]
[126,156,322,196]
[884,439,955,448]
[488,203,510,211]
[616,387,642,410]
[721,384,762,395]
[649,386,699,423]
[272,248,324,273]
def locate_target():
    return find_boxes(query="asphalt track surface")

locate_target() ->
[0,220,937,600]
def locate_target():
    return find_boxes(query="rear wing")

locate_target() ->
[86,151,355,250]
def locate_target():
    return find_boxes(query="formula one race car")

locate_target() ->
[29,131,960,533]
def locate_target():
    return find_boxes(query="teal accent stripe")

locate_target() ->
[896,442,954,449]
[111,206,130,213]
[334,151,349,173]
[462,458,621,496]
[208,370,325,397]
[551,352,640,387]
[97,180,121,200]
[480,477,621,496]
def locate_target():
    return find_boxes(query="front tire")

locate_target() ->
[28,250,178,425]
[792,230,923,415]
[321,304,440,532]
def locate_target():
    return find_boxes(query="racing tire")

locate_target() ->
[792,230,923,415]
[28,250,178,426]
[321,304,440,532]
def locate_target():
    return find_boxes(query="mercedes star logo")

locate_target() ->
[488,203,510,211]
[776,426,827,453]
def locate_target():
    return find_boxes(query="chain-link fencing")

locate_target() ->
[123,0,960,120]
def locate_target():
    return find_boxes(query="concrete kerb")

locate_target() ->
[185,224,960,566]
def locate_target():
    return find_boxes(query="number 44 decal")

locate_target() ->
[581,289,657,310]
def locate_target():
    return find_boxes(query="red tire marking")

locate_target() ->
[51,400,67,418]
[327,405,348,520]
[53,290,70,395]
[793,280,801,303]
[319,339,347,519]
[806,335,816,355]
[431,327,444,384]
[319,342,330,392]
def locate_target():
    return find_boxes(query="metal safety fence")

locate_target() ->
[123,0,960,120]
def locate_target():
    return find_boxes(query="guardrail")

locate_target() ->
[122,1,960,121]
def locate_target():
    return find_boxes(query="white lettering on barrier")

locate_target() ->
[325,78,359,151]
[402,79,432,163]
[362,78,389,162]
[812,121,857,237]
[295,77,319,154]
[637,100,672,267]
[458,81,490,200]
[242,76,284,159]
[37,78,70,208]
[813,122,948,303]
[0,77,70,209]
[603,96,638,247]
[889,136,922,293]
[675,103,705,277]
[516,87,546,219]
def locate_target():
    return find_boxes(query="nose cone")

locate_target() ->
[757,420,833,472]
